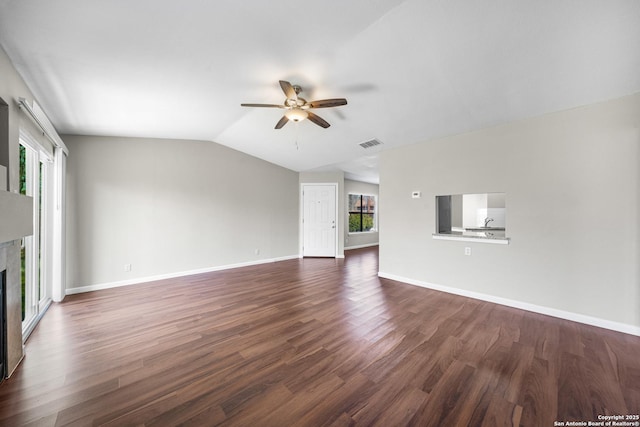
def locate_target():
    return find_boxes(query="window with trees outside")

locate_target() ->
[348,194,376,233]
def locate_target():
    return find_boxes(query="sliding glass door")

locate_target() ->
[19,141,52,337]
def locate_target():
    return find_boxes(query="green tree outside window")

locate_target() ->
[348,194,376,232]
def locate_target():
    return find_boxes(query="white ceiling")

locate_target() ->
[1,0,639,183]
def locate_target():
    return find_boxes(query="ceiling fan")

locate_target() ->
[241,80,347,129]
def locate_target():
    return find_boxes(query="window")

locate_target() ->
[348,194,376,233]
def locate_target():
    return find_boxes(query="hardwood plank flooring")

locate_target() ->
[0,246,638,426]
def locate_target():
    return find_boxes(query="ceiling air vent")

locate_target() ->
[359,139,383,149]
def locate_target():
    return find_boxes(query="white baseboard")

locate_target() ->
[345,243,379,251]
[378,271,640,337]
[66,254,301,295]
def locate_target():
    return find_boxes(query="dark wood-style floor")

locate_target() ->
[0,247,638,426]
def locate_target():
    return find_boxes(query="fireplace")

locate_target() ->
[0,269,5,382]
[0,240,26,378]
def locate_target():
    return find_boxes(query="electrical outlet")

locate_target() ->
[124,264,132,272]
[254,249,260,255]
[464,247,471,256]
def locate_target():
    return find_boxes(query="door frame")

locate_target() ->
[300,183,339,258]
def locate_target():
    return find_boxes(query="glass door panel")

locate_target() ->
[19,142,50,336]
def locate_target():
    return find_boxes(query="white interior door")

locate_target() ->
[302,184,337,257]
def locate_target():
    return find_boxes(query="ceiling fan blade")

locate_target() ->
[307,112,330,128]
[241,103,285,108]
[279,80,297,100]
[274,115,289,129]
[308,98,347,108]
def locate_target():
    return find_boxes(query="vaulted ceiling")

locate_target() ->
[1,0,639,183]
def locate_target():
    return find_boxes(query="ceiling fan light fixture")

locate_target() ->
[285,107,308,122]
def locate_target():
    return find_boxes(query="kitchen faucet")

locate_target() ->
[484,217,494,227]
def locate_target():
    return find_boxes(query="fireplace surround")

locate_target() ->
[0,188,33,377]
[0,240,24,377]
[0,268,5,381]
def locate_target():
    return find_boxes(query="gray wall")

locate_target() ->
[379,93,640,331]
[345,179,379,249]
[65,135,299,290]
